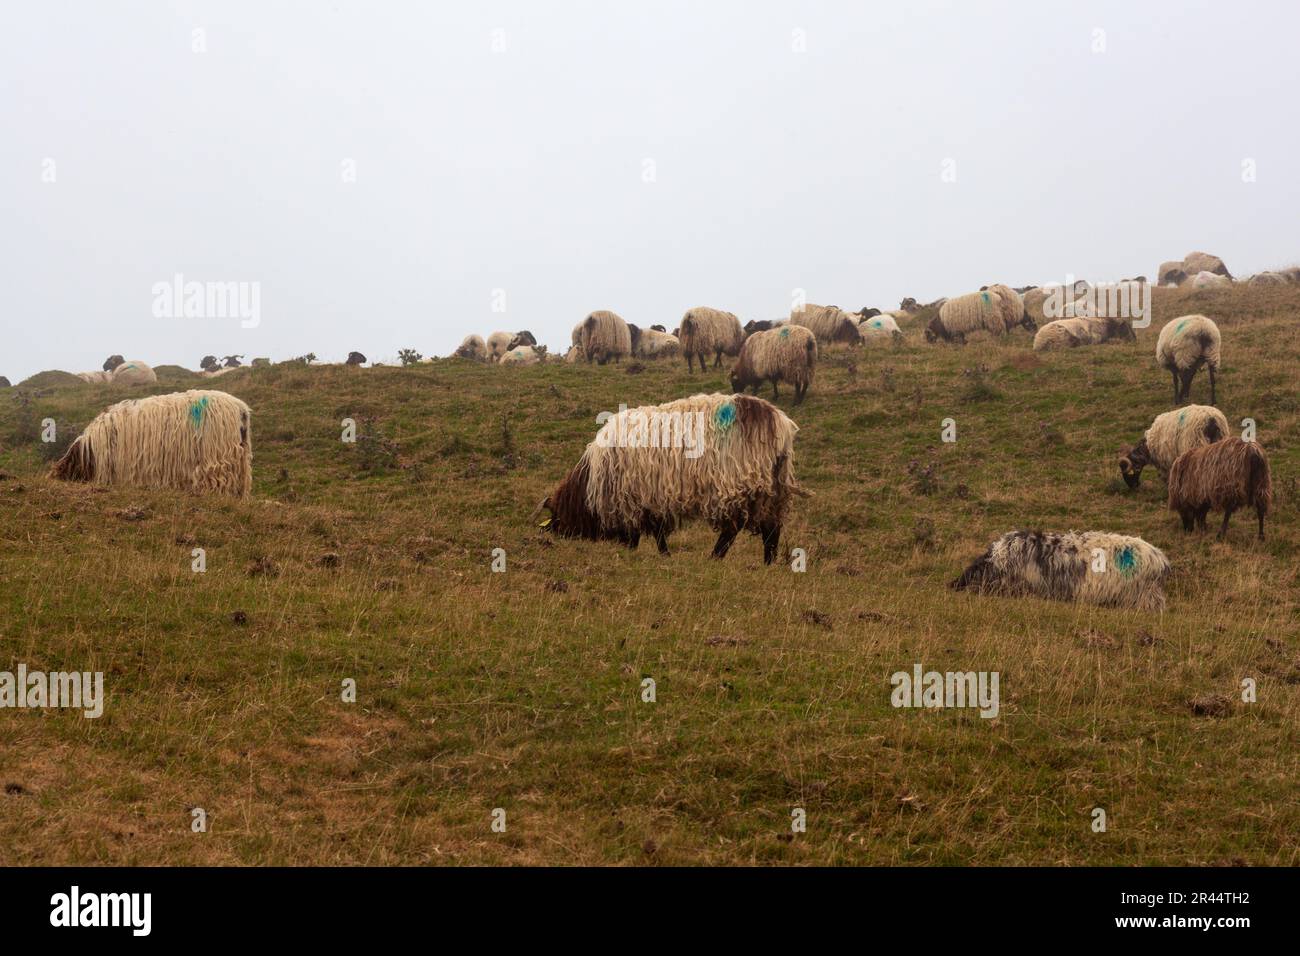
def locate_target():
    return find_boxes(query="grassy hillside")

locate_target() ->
[1,283,1297,865]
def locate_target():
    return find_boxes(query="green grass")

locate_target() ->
[1,283,1297,865]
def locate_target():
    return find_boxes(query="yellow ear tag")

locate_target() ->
[538,517,553,528]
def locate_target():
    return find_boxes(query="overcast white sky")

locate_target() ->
[2,0,1296,380]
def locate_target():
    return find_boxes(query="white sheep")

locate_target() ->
[1156,314,1220,405]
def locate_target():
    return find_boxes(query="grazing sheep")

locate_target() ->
[1182,251,1231,279]
[536,393,803,563]
[857,314,902,344]
[1120,405,1229,489]
[1167,438,1271,540]
[200,355,220,372]
[455,334,488,362]
[51,389,252,497]
[984,284,1034,332]
[952,530,1171,611]
[788,304,862,346]
[628,325,681,359]
[1189,271,1231,289]
[507,330,537,351]
[563,344,582,363]
[679,307,743,371]
[486,331,513,363]
[500,345,546,366]
[729,325,817,404]
[580,310,633,365]
[1156,314,1221,405]
[102,355,125,372]
[112,361,157,386]
[743,319,788,337]
[1032,316,1135,351]
[1158,260,1188,287]
[925,290,1007,344]
[346,351,367,366]
[899,297,920,312]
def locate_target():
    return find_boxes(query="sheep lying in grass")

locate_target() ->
[112,361,157,385]
[679,307,743,371]
[857,314,902,344]
[729,325,817,404]
[76,371,113,384]
[536,393,804,563]
[1156,314,1221,405]
[1120,405,1229,489]
[952,530,1171,611]
[486,332,512,363]
[1032,316,1135,351]
[455,334,488,362]
[51,389,252,497]
[499,345,547,366]
[580,310,633,365]
[1167,438,1271,540]
[1189,271,1231,289]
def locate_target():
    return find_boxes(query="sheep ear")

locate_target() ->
[1119,457,1131,472]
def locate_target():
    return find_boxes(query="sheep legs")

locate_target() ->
[711,523,740,560]
[760,523,781,565]
[1208,364,1217,406]
[1218,507,1235,541]
[1257,504,1266,540]
[771,380,779,401]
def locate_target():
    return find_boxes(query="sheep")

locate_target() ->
[500,345,546,366]
[983,284,1034,332]
[221,355,243,368]
[579,310,633,365]
[507,330,537,351]
[200,355,220,372]
[455,334,488,362]
[743,319,787,337]
[51,389,252,497]
[729,325,817,404]
[102,355,125,372]
[952,530,1171,611]
[1032,316,1135,351]
[1167,437,1271,540]
[1158,260,1188,287]
[899,297,920,312]
[1182,251,1231,279]
[1247,271,1288,287]
[346,351,367,366]
[75,371,113,384]
[486,332,513,363]
[563,344,582,363]
[788,304,862,346]
[679,307,743,371]
[1156,314,1221,405]
[112,361,157,386]
[857,314,903,344]
[925,290,1007,344]
[1120,405,1229,489]
[535,393,803,563]
[628,325,681,359]
[1189,271,1231,289]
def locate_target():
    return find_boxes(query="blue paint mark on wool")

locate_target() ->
[981,292,990,304]
[779,327,790,339]
[189,396,210,429]
[714,401,737,431]
[1114,546,1138,577]
[871,320,882,328]
[1175,319,1188,334]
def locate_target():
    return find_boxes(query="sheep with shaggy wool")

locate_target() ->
[1120,405,1229,489]
[952,530,1171,611]
[1189,271,1231,289]
[455,334,488,362]
[1183,251,1231,279]
[1247,272,1288,287]
[984,284,1034,332]
[1158,261,1188,287]
[563,344,582,363]
[744,319,788,337]
[1156,314,1221,405]
[76,371,114,384]
[537,393,803,563]
[112,361,157,386]
[628,325,681,359]
[925,290,1008,344]
[579,310,633,365]
[51,389,252,497]
[1167,438,1271,540]
[788,304,863,346]
[679,307,744,371]
[1033,316,1134,351]
[730,325,817,404]
[486,332,513,363]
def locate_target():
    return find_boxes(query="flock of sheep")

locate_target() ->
[32,249,1285,616]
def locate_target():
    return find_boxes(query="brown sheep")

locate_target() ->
[1167,438,1271,540]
